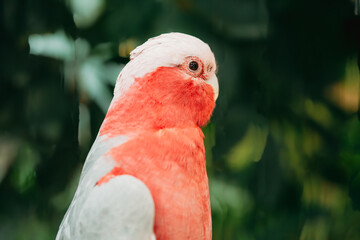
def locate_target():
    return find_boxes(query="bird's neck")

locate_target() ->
[99,67,215,137]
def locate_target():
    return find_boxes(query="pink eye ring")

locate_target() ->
[182,56,203,77]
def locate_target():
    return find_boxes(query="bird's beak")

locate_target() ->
[206,75,219,101]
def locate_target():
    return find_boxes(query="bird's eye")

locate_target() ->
[182,56,203,77]
[188,61,199,71]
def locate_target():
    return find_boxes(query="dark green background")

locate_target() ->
[1,0,360,239]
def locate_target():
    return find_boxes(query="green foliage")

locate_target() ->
[1,0,359,239]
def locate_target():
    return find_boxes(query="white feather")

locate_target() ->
[75,175,155,240]
[56,134,132,240]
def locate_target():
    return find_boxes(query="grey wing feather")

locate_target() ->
[75,175,155,240]
[56,134,155,240]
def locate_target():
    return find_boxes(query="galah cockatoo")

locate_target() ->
[56,32,219,240]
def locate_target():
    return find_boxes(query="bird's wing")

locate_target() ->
[56,134,155,240]
[60,175,155,240]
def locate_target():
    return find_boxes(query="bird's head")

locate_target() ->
[114,32,218,101]
[103,33,218,136]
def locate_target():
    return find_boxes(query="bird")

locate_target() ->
[56,32,219,240]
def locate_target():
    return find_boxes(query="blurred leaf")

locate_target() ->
[304,99,332,128]
[78,56,119,112]
[210,178,253,217]
[69,0,105,28]
[325,58,359,113]
[302,176,346,213]
[300,217,329,240]
[28,30,75,61]
[10,143,40,193]
[227,123,268,170]
[0,136,19,183]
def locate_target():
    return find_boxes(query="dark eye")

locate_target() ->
[182,56,203,77]
[188,61,199,71]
